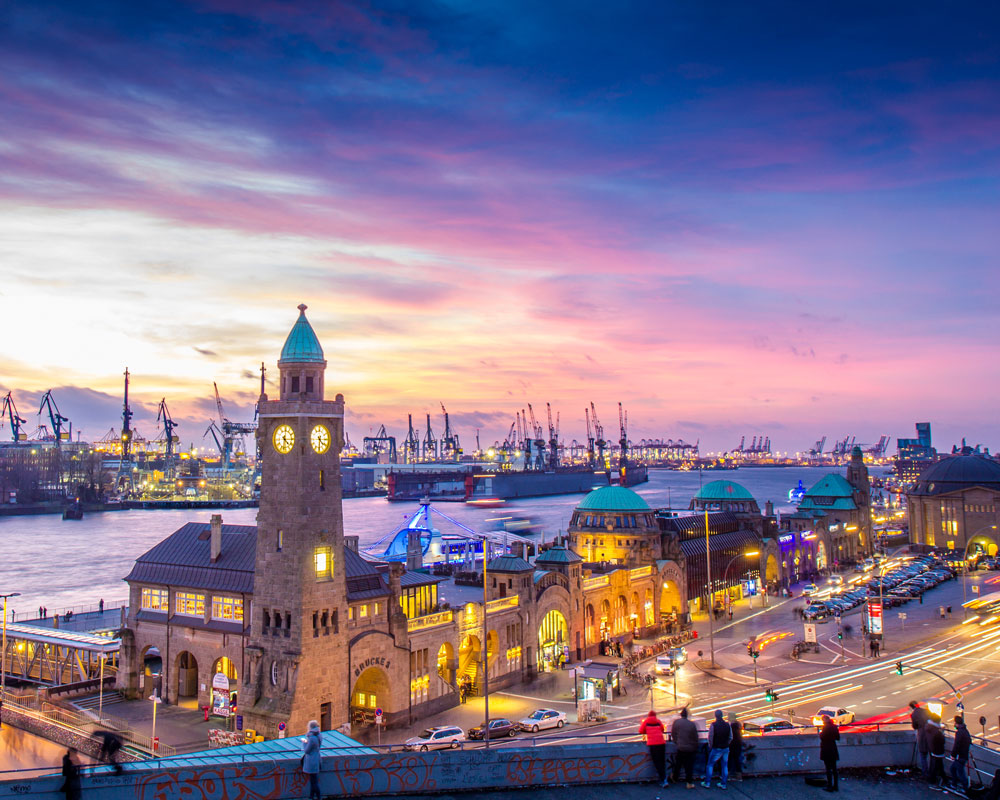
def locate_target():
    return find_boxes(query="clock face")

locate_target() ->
[310,424,331,454]
[272,424,295,454]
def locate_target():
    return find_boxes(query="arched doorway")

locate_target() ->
[816,542,827,571]
[630,592,641,634]
[660,580,681,623]
[212,656,237,681]
[437,642,455,685]
[211,656,238,718]
[459,634,481,688]
[600,600,611,641]
[967,535,998,557]
[351,666,390,721]
[765,554,778,585]
[615,595,627,634]
[585,604,596,646]
[174,651,198,706]
[538,609,568,671]
[644,588,654,626]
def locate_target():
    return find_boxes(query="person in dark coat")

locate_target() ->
[951,715,972,791]
[927,719,946,786]
[61,748,81,800]
[910,701,929,774]
[96,731,124,775]
[727,712,743,781]
[670,708,700,788]
[702,709,732,789]
[819,715,840,792]
[639,710,668,787]
[301,720,322,800]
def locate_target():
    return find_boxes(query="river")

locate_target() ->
[0,466,889,616]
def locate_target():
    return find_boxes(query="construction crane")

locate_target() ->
[363,424,397,463]
[519,409,533,467]
[422,413,437,460]
[211,381,258,471]
[440,403,461,461]
[403,414,420,463]
[2,392,28,441]
[156,399,179,476]
[585,407,595,468]
[590,402,607,472]
[38,390,71,444]
[618,402,629,480]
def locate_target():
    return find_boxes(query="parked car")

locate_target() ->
[404,725,466,751]
[812,706,855,727]
[742,716,796,735]
[518,709,566,732]
[468,718,518,740]
[802,583,819,596]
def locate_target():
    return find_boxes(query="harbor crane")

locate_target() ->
[527,404,546,470]
[2,392,28,441]
[156,398,179,476]
[590,402,607,471]
[38,390,71,444]
[363,424,397,463]
[403,414,420,463]
[519,409,533,467]
[440,403,461,461]
[117,368,135,495]
[618,402,629,479]
[585,407,596,468]
[210,381,258,471]
[204,420,225,454]
[546,403,561,470]
[421,413,437,460]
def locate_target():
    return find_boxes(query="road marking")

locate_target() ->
[974,703,987,710]
[891,691,902,695]
[876,695,887,700]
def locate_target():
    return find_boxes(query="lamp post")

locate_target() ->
[481,536,490,749]
[1,592,21,704]
[98,653,106,724]
[703,510,716,668]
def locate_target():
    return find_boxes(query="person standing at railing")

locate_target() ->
[702,709,731,790]
[819,714,840,792]
[61,748,81,800]
[639,710,667,788]
[300,720,321,800]
[927,719,947,786]
[950,714,971,791]
[670,708,699,788]
[910,701,930,774]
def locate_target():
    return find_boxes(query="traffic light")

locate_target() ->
[765,688,778,702]
[894,661,904,675]
[837,631,843,640]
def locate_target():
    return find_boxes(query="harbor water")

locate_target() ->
[0,466,890,616]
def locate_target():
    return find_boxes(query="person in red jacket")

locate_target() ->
[640,710,668,787]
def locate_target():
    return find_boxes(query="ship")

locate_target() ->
[386,464,613,501]
[788,480,807,503]
[363,499,534,565]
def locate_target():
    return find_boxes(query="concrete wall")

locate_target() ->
[0,730,950,800]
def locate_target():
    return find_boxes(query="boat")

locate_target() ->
[788,480,807,503]
[62,500,84,520]
[466,498,506,508]
[363,499,534,566]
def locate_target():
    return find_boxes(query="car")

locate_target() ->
[518,709,566,732]
[828,575,845,586]
[404,725,466,751]
[802,583,819,595]
[468,718,519,740]
[670,646,688,665]
[655,655,676,675]
[742,716,796,735]
[812,707,855,727]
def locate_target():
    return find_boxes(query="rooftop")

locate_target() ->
[535,546,583,565]
[577,485,651,512]
[279,303,325,364]
[693,479,754,501]
[912,454,1000,496]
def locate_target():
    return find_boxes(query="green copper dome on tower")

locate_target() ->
[279,304,325,364]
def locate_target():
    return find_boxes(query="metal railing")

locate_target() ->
[407,610,454,632]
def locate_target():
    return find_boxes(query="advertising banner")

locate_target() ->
[868,599,883,635]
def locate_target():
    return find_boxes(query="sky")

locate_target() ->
[0,1,998,454]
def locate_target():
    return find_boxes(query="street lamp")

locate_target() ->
[703,510,717,668]
[722,551,761,611]
[1,592,21,704]
[481,535,491,749]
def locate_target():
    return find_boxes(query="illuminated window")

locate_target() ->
[359,604,368,618]
[348,606,355,620]
[314,547,333,581]
[373,602,381,615]
[175,592,205,616]
[211,596,244,622]
[277,529,283,552]
[141,588,168,612]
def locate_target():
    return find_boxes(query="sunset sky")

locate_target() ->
[1,1,998,453]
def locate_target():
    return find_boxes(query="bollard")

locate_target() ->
[203,705,210,721]
[153,736,159,752]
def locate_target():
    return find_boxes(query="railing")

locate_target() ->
[583,575,610,590]
[14,599,128,624]
[407,610,454,632]
[629,566,652,579]
[485,596,519,614]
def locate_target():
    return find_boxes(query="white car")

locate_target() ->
[812,706,855,727]
[403,725,466,751]
[518,708,566,732]
[655,655,675,675]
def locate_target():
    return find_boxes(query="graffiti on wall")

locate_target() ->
[134,763,306,800]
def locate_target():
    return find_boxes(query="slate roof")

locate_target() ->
[124,522,257,594]
[798,473,857,511]
[679,528,761,557]
[400,571,445,588]
[344,546,390,601]
[658,511,741,537]
[912,455,1000,496]
[577,485,651,512]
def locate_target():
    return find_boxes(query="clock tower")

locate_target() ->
[243,304,349,737]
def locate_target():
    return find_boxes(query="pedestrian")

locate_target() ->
[947,606,953,617]
[301,719,321,800]
[99,599,104,613]
[96,731,124,775]
[927,719,946,785]
[728,606,733,621]
[61,748,81,800]
[38,605,43,618]
[951,714,971,791]
[43,607,47,618]
[869,638,875,658]
[702,709,731,789]
[873,639,880,658]
[639,710,668,787]
[728,712,743,782]
[940,606,946,619]
[910,701,929,774]
[819,714,840,792]
[670,708,699,788]
[919,594,923,605]
[843,624,852,638]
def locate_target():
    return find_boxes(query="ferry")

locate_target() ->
[788,480,807,503]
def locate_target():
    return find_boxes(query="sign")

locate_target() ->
[868,600,883,635]
[779,534,794,545]
[236,715,244,731]
[957,701,965,711]
[211,673,232,717]
[278,722,286,730]
[972,585,980,594]
[898,613,907,620]
[804,623,817,643]
[375,709,384,725]
[278,721,286,738]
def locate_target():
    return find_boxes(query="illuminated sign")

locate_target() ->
[778,534,794,545]
[868,599,883,635]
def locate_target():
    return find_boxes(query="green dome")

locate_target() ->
[280,304,325,364]
[577,485,651,512]
[694,480,754,502]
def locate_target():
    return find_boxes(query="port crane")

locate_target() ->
[204,420,225,456]
[439,403,461,461]
[403,414,420,463]
[618,402,629,480]
[2,392,28,441]
[546,403,561,470]
[156,399,179,476]
[210,382,258,471]
[585,407,596,468]
[526,404,546,470]
[38,390,71,444]
[421,414,437,460]
[117,368,136,495]
[364,424,398,463]
[519,409,533,467]
[590,402,607,472]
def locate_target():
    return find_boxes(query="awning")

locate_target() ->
[577,660,620,680]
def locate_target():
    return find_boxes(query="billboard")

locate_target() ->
[868,599,883,635]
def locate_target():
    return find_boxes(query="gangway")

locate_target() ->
[1,623,119,686]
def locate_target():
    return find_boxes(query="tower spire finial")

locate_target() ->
[298,303,307,314]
